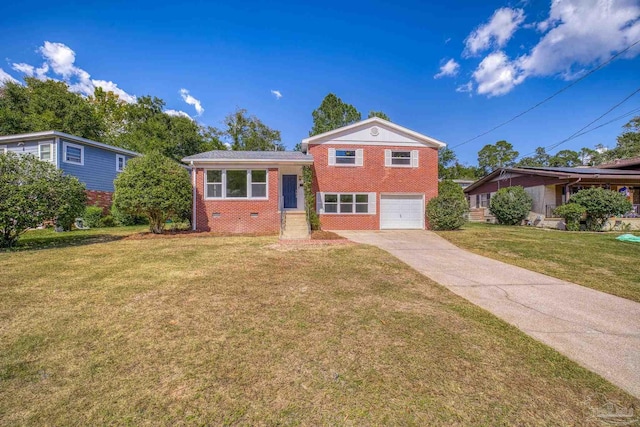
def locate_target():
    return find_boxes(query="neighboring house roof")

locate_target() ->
[0,131,140,157]
[301,117,447,152]
[464,166,640,193]
[182,150,314,164]
[599,156,640,170]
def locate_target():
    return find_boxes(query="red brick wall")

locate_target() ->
[194,168,280,234]
[309,144,439,230]
[86,190,112,211]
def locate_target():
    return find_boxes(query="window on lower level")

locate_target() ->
[39,143,52,162]
[205,169,268,199]
[63,141,84,165]
[323,193,369,214]
[116,155,126,172]
[476,193,491,208]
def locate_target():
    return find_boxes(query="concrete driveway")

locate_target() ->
[337,230,640,398]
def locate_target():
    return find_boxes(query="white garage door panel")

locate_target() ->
[380,195,423,229]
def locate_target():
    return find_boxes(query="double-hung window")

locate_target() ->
[39,143,52,162]
[328,148,364,166]
[477,193,491,208]
[0,145,6,155]
[385,149,418,167]
[63,141,84,165]
[320,193,373,214]
[205,169,268,199]
[116,155,126,172]
[336,149,356,164]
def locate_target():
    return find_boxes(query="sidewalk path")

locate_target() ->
[337,230,640,398]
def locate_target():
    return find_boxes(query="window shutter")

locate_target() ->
[475,194,479,208]
[368,192,377,214]
[384,149,391,167]
[316,192,324,213]
[411,150,419,167]
[328,148,336,166]
[356,149,364,166]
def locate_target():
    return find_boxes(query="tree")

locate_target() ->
[367,110,391,121]
[438,147,480,179]
[426,180,469,230]
[549,150,581,167]
[568,187,632,231]
[113,152,192,234]
[578,147,599,166]
[310,93,361,136]
[0,78,105,139]
[489,186,532,225]
[223,108,284,151]
[599,116,640,162]
[477,140,519,175]
[517,147,550,167]
[0,152,86,247]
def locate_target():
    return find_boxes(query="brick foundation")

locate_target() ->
[86,190,113,211]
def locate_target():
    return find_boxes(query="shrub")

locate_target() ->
[569,187,633,231]
[100,215,116,227]
[489,186,533,225]
[83,205,104,228]
[113,152,191,234]
[303,165,321,230]
[110,204,147,226]
[554,204,586,231]
[0,152,86,247]
[426,180,468,230]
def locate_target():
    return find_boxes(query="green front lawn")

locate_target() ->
[438,223,640,303]
[1,228,637,425]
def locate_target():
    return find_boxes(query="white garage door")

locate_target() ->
[380,194,424,229]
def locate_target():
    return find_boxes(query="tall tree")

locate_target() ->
[438,148,480,179]
[310,93,361,136]
[517,147,550,167]
[477,140,519,175]
[223,108,284,151]
[367,110,391,121]
[0,78,105,139]
[578,147,599,166]
[88,87,128,145]
[600,116,640,161]
[549,149,581,167]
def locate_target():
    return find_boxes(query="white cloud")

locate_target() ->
[469,0,640,97]
[165,109,193,120]
[179,88,204,116]
[473,51,525,97]
[0,68,18,85]
[456,81,474,94]
[464,7,525,56]
[271,89,283,99]
[92,80,137,103]
[434,58,460,78]
[9,41,137,103]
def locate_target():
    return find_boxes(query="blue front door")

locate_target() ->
[283,175,297,209]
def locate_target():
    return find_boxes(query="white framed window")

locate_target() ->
[328,148,364,166]
[63,141,84,165]
[205,169,268,200]
[116,154,126,172]
[38,143,53,162]
[317,192,376,214]
[476,193,491,208]
[385,149,419,167]
[0,145,6,155]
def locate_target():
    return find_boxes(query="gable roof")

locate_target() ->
[182,150,313,164]
[0,131,140,156]
[464,166,640,193]
[301,117,446,151]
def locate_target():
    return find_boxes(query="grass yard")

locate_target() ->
[438,223,640,303]
[1,228,638,425]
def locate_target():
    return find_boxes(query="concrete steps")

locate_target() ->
[281,211,310,240]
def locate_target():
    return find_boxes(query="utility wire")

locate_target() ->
[514,87,640,162]
[450,38,640,150]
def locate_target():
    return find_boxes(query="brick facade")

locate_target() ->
[86,190,113,211]
[194,168,280,234]
[309,144,439,230]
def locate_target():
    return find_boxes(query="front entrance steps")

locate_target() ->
[280,211,310,240]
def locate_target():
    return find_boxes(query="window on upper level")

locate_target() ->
[116,155,126,172]
[63,141,84,165]
[39,143,52,162]
[385,149,418,167]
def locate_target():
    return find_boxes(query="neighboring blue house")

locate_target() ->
[0,131,140,207]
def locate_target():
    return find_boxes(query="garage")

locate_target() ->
[380,194,424,229]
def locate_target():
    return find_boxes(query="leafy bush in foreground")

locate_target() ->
[489,186,532,225]
[569,187,632,231]
[426,180,468,230]
[554,204,586,231]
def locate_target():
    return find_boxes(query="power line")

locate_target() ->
[513,87,640,162]
[450,38,640,150]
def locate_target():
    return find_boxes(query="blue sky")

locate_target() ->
[1,0,639,164]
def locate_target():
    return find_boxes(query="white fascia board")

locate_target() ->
[186,159,313,167]
[0,131,141,157]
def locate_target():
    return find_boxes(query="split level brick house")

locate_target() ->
[183,117,445,238]
[0,131,140,208]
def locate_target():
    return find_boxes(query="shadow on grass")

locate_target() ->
[1,226,146,253]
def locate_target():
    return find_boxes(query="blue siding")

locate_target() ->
[2,139,57,165]
[58,139,134,192]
